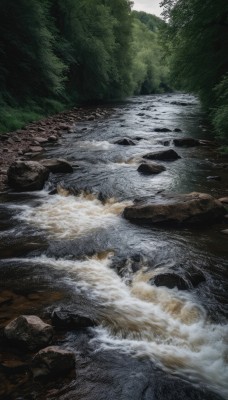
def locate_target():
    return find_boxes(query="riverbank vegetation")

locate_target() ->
[161,0,228,147]
[0,0,169,133]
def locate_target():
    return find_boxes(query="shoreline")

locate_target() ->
[0,105,112,192]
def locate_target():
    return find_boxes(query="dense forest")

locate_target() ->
[161,0,228,146]
[0,0,168,133]
[0,0,227,145]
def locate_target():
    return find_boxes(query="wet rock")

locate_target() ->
[48,135,58,142]
[143,149,181,161]
[7,161,49,191]
[218,197,228,204]
[35,137,48,144]
[4,315,53,350]
[153,273,189,290]
[173,128,182,132]
[173,138,200,147]
[138,163,166,175]
[114,138,136,146]
[123,192,226,227]
[40,158,73,173]
[154,128,172,132]
[51,307,97,330]
[29,146,43,153]
[158,140,170,146]
[221,229,228,235]
[59,123,70,130]
[207,176,221,181]
[32,346,75,378]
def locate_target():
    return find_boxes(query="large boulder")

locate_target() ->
[173,138,200,147]
[32,346,75,378]
[123,192,226,227]
[143,149,181,161]
[138,162,166,175]
[51,307,97,330]
[4,315,53,350]
[154,128,172,132]
[7,161,49,191]
[114,138,136,146]
[40,158,73,173]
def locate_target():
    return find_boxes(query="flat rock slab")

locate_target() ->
[123,192,226,227]
[138,162,166,175]
[32,346,75,378]
[143,149,181,161]
[4,315,53,350]
[51,307,97,329]
[173,138,200,147]
[40,158,73,173]
[7,161,49,191]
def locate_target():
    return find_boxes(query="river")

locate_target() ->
[0,93,227,400]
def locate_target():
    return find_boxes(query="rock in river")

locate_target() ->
[114,138,136,146]
[4,315,53,350]
[123,192,226,227]
[32,346,75,378]
[138,162,166,175]
[153,273,189,290]
[7,160,49,191]
[173,138,200,147]
[51,307,97,329]
[40,158,73,173]
[143,149,181,161]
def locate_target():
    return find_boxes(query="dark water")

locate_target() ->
[0,93,227,400]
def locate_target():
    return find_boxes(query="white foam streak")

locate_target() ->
[18,193,130,238]
[25,254,228,396]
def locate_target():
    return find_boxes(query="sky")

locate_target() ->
[132,0,163,17]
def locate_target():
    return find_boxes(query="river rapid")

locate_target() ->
[0,93,227,400]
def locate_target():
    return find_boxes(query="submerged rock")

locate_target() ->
[40,158,73,173]
[32,346,75,378]
[143,149,181,161]
[7,161,49,191]
[138,162,166,175]
[173,138,200,147]
[51,307,97,329]
[114,138,136,146]
[207,176,221,181]
[123,192,226,227]
[153,273,189,290]
[154,128,172,132]
[4,315,53,350]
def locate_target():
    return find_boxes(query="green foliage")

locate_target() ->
[0,0,171,132]
[161,0,228,142]
[131,13,170,94]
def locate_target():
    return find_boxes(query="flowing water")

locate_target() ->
[0,93,228,400]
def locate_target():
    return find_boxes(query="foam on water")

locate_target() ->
[21,253,228,397]
[18,192,131,239]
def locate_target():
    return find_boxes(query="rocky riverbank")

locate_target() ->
[0,106,112,192]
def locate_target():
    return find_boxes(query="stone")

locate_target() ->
[59,123,70,130]
[4,315,53,350]
[143,149,181,161]
[29,146,43,153]
[173,138,200,147]
[35,137,48,144]
[114,138,136,146]
[218,197,228,204]
[153,273,189,290]
[51,307,97,329]
[7,161,49,191]
[40,158,73,173]
[123,192,226,227]
[32,346,75,378]
[154,128,172,132]
[48,135,58,142]
[221,229,228,235]
[173,128,182,132]
[137,163,166,175]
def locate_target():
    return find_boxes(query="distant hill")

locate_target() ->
[132,10,165,32]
